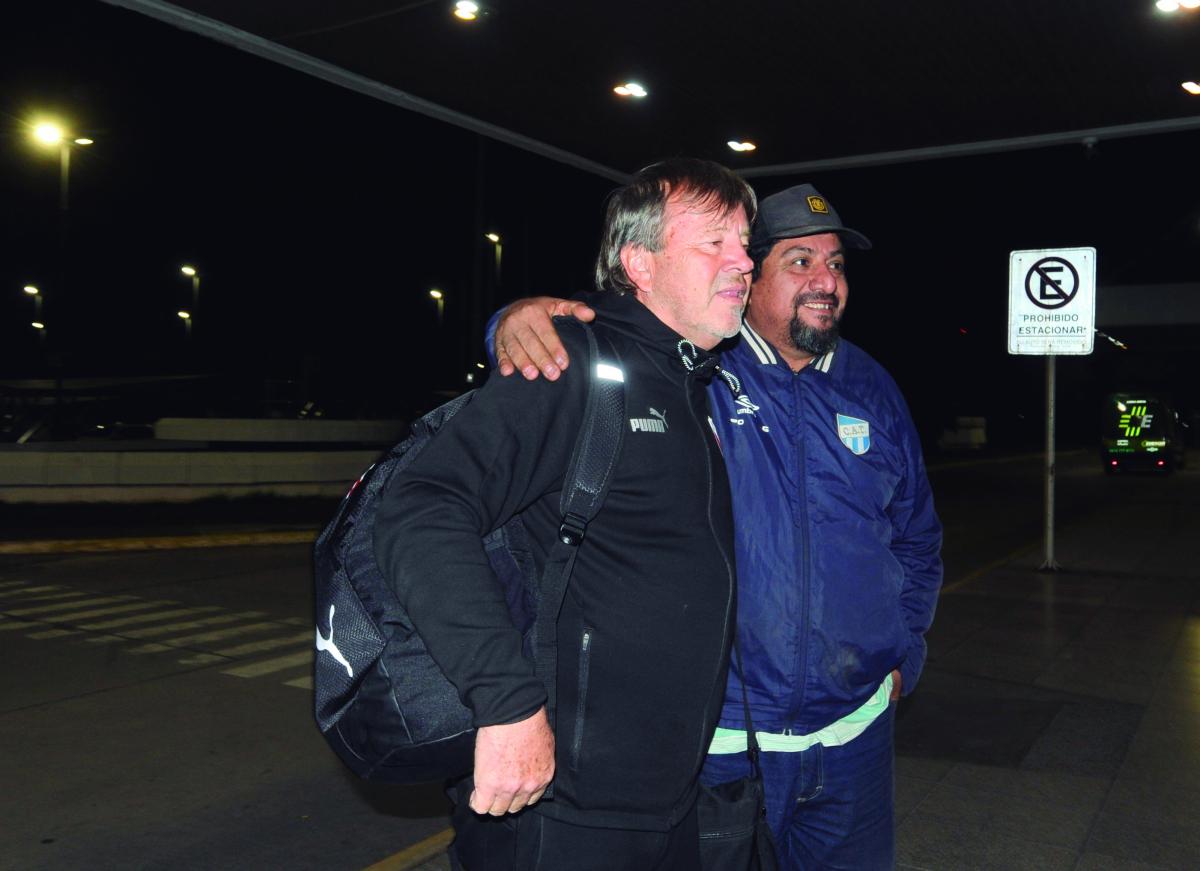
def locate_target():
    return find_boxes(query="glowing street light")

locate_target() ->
[613,82,648,98]
[33,123,64,145]
[454,1,479,20]
[177,310,192,339]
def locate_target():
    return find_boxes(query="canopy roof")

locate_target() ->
[103,0,1200,181]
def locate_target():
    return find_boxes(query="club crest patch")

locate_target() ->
[836,414,870,455]
[807,195,829,214]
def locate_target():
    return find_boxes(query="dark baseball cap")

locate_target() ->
[750,183,872,257]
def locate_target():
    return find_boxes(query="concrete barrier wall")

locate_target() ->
[0,449,381,503]
[154,418,406,443]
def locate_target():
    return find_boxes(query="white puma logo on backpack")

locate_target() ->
[316,604,354,678]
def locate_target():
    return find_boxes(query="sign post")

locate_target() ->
[1008,247,1096,570]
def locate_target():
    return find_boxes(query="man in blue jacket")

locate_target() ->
[493,183,943,869]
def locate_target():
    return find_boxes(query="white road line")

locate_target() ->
[88,612,267,642]
[210,631,311,657]
[177,653,229,666]
[78,606,221,631]
[223,651,311,678]
[1,591,91,605]
[5,595,137,617]
[0,620,45,632]
[284,675,313,689]
[0,584,66,597]
[0,580,30,590]
[28,628,80,640]
[126,621,284,653]
[19,601,170,624]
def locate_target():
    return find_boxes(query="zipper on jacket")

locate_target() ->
[689,373,736,780]
[569,628,593,772]
[789,371,813,730]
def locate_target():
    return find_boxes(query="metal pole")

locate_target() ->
[1040,354,1060,570]
[59,143,71,213]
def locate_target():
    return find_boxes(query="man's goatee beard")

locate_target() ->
[789,316,839,356]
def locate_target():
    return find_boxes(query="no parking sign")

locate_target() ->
[1008,247,1096,355]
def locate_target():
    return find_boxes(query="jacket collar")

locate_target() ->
[585,290,723,380]
[737,322,836,373]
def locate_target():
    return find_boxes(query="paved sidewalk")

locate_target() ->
[893,471,1200,870]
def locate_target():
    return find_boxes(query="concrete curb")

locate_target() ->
[0,529,318,555]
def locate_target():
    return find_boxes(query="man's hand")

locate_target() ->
[495,297,595,381]
[470,706,556,816]
[889,669,902,701]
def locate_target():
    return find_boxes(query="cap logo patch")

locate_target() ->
[807,195,829,214]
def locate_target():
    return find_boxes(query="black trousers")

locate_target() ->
[448,788,700,871]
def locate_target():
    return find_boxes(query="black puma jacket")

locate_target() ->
[374,290,736,831]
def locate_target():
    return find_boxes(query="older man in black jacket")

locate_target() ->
[374,158,755,870]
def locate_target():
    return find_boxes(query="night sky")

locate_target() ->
[3,1,1198,445]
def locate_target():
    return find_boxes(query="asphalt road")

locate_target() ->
[0,448,1190,870]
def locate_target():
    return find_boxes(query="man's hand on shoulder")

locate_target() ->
[470,706,556,815]
[496,297,595,381]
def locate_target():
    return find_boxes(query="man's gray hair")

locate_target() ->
[595,158,757,295]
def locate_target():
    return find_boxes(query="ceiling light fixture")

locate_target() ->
[454,1,479,21]
[727,140,757,152]
[1183,81,1200,94]
[613,82,648,98]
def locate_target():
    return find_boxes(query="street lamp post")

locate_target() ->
[178,310,192,339]
[485,233,503,290]
[180,265,200,311]
[23,285,43,321]
[429,288,445,326]
[31,122,93,215]
[29,121,93,398]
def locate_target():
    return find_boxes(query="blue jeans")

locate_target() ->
[700,704,895,870]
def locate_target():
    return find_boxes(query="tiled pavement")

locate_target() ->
[893,477,1199,870]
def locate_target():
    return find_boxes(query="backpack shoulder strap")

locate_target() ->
[531,321,625,742]
[557,322,626,543]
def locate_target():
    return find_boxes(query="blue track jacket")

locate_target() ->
[712,323,942,735]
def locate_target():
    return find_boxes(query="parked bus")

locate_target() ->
[1101,394,1186,473]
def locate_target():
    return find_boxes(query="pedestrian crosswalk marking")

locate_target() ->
[223,651,311,678]
[209,631,311,657]
[4,590,92,604]
[4,595,137,617]
[87,611,268,642]
[0,584,68,597]
[19,600,170,624]
[0,619,40,632]
[177,653,229,666]
[78,606,221,631]
[28,628,80,640]
[126,621,285,654]
[1,580,317,692]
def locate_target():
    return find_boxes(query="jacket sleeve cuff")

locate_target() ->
[471,682,548,728]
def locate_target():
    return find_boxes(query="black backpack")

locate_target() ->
[313,323,625,783]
